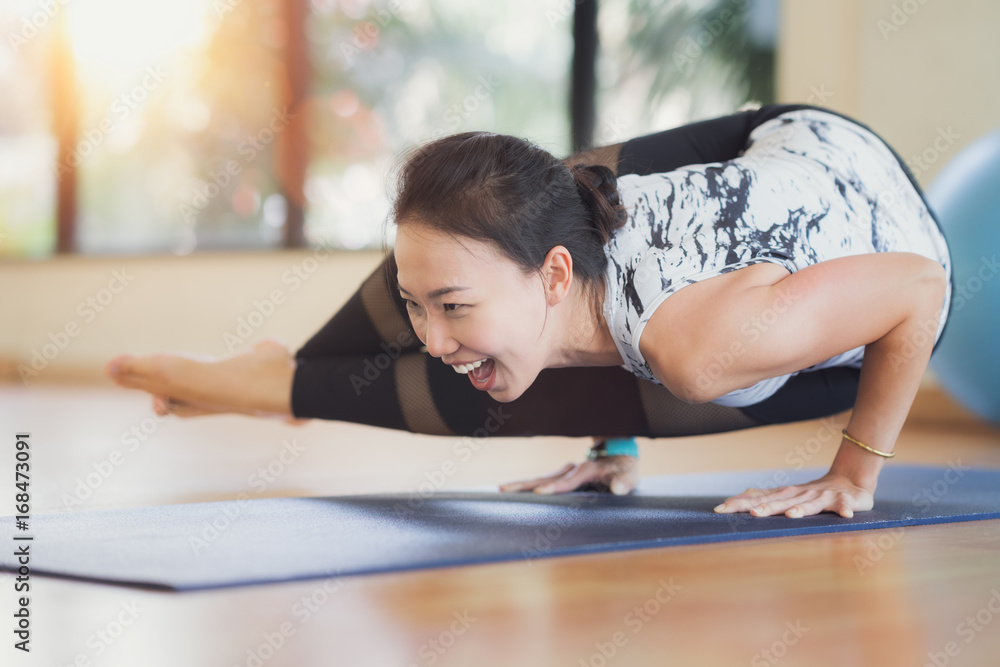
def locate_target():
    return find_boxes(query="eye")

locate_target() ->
[402,299,464,313]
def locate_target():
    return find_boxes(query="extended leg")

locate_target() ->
[107,105,858,434]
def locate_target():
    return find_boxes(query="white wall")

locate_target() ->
[1,250,385,382]
[778,0,1000,187]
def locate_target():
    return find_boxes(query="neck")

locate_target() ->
[547,282,623,369]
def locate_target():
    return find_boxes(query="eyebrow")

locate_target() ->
[398,285,471,300]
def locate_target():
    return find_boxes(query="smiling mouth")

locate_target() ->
[451,358,489,374]
[445,357,497,389]
[470,358,495,384]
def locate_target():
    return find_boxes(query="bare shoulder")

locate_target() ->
[638,262,791,400]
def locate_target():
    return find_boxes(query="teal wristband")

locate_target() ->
[605,437,638,457]
[588,437,638,460]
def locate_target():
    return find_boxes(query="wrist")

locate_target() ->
[588,437,639,460]
[829,438,884,493]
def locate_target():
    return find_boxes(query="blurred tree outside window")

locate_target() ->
[598,0,778,142]
[0,0,58,257]
[0,0,776,259]
[303,0,573,250]
[69,0,285,255]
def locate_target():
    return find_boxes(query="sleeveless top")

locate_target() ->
[601,108,953,407]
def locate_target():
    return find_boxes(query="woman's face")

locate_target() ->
[393,223,551,403]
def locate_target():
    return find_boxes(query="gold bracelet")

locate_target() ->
[841,429,895,458]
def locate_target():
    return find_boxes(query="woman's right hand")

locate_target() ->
[498,453,638,496]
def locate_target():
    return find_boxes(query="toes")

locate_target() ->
[104,355,133,382]
[109,354,167,391]
[153,396,228,419]
[152,395,172,416]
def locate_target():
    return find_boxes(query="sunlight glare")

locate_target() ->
[67,0,209,73]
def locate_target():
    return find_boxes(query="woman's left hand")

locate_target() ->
[713,471,875,519]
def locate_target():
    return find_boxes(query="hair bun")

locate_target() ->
[569,163,627,243]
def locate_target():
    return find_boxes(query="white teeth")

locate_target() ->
[452,359,487,374]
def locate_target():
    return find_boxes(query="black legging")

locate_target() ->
[290,103,865,437]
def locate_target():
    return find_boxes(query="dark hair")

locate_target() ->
[383,131,627,325]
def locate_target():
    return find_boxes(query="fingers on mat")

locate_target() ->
[498,463,575,492]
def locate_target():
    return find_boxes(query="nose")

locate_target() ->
[421,314,459,359]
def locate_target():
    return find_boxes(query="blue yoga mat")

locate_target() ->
[2,464,998,591]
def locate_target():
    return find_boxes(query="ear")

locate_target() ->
[541,245,574,305]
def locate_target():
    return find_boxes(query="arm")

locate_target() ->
[644,252,948,517]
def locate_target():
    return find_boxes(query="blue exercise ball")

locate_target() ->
[926,127,1000,426]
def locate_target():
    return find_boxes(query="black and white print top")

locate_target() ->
[602,108,953,407]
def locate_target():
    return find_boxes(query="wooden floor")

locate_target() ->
[2,381,999,666]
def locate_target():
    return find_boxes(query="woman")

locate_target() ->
[105,103,952,520]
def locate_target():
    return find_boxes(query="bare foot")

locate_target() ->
[105,339,304,420]
[148,394,311,424]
